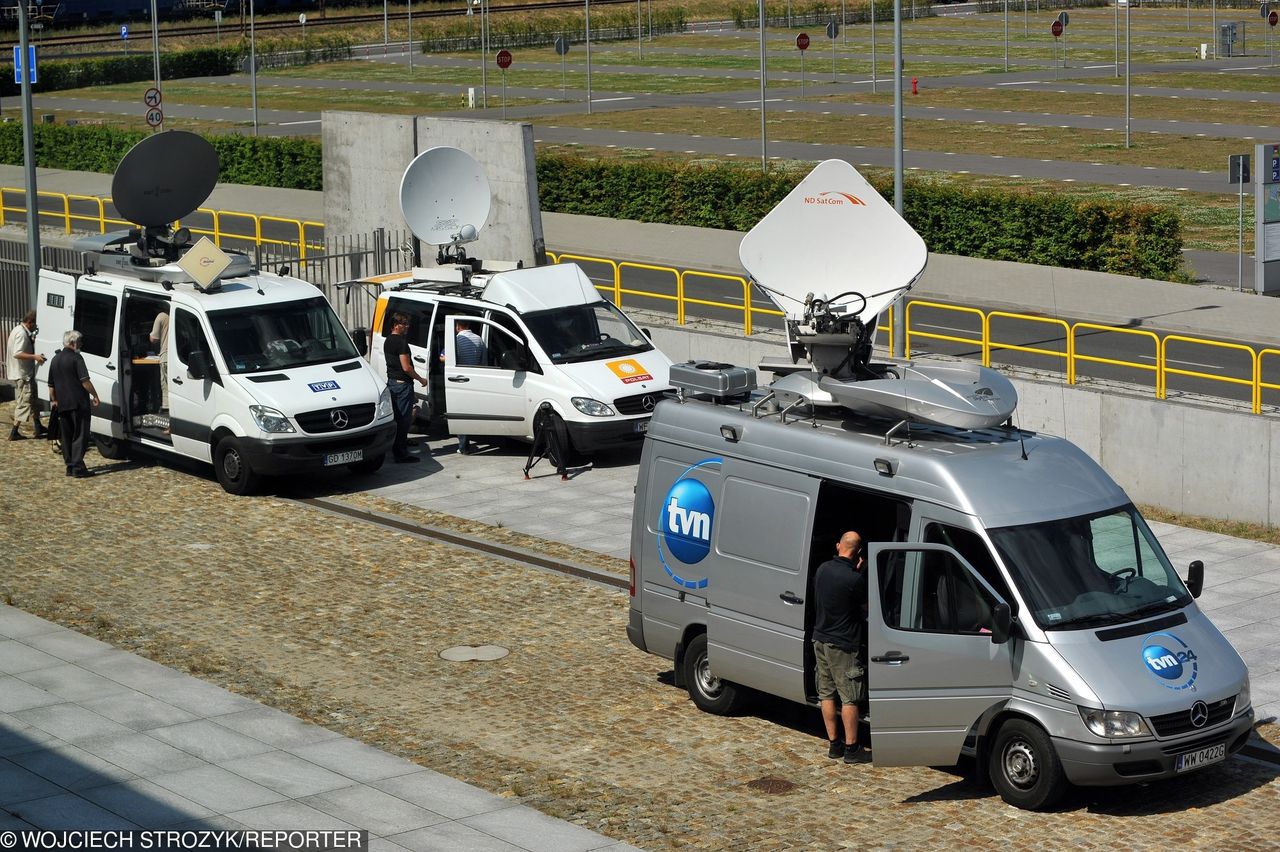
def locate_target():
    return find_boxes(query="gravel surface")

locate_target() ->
[3,401,1278,850]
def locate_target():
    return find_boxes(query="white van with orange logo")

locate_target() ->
[357,261,674,455]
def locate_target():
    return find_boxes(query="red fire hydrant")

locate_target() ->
[912,77,919,96]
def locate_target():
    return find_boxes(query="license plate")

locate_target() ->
[324,449,363,466]
[1175,742,1226,772]
[635,419,649,433]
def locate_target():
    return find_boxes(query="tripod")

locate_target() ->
[523,403,569,481]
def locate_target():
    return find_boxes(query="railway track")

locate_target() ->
[28,0,640,48]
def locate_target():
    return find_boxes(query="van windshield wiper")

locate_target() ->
[1048,612,1125,630]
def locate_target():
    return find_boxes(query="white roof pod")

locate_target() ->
[739,159,1016,429]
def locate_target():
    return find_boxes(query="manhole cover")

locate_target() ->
[745,776,796,794]
[439,645,509,662]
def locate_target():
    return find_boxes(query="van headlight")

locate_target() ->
[572,397,615,417]
[1236,675,1251,714]
[376,386,392,420]
[1080,707,1151,738]
[249,405,295,433]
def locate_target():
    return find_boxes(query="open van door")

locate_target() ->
[34,271,75,395]
[442,313,529,438]
[866,542,1014,766]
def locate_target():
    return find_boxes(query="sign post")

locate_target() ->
[1058,11,1070,68]
[1050,18,1062,78]
[1271,9,1278,65]
[496,49,511,119]
[555,35,569,99]
[826,19,838,82]
[1230,153,1251,291]
[796,32,808,99]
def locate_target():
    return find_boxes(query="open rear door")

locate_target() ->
[866,542,1014,767]
[34,271,76,399]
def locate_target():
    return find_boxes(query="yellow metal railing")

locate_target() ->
[1261,348,1280,401]
[987,311,1073,377]
[905,300,987,364]
[1070,323,1160,390]
[1160,335,1260,413]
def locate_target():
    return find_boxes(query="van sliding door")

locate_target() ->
[707,459,819,704]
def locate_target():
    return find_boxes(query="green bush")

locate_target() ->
[0,47,244,97]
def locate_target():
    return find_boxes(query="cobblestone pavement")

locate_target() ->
[2,406,1278,850]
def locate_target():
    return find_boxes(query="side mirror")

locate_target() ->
[189,350,219,384]
[1186,560,1204,599]
[990,602,1013,645]
[351,327,368,357]
[642,327,653,340]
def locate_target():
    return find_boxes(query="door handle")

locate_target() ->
[779,592,804,605]
[106,363,116,370]
[871,652,910,665]
[414,356,426,362]
[172,377,184,385]
[447,375,469,383]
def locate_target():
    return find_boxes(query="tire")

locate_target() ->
[348,453,385,475]
[213,436,260,496]
[988,719,1069,810]
[682,633,746,715]
[546,411,578,466]
[92,433,129,460]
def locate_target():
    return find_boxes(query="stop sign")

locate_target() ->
[796,33,810,51]
[1051,19,1063,37]
[496,49,512,69]
[1271,10,1278,25]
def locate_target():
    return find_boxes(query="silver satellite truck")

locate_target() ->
[625,161,1253,810]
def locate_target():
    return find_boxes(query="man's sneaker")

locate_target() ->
[826,740,845,760]
[843,743,867,764]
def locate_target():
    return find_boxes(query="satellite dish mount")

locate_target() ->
[398,147,492,271]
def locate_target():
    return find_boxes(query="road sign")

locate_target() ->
[1057,10,1069,26]
[143,87,161,107]
[796,32,810,50]
[1262,3,1270,18]
[826,20,839,39]
[1230,153,1251,184]
[145,108,163,128]
[121,25,129,39]
[1271,10,1278,25]
[496,49,512,69]
[299,13,306,24]
[554,36,569,56]
[12,45,36,85]
[1051,19,1063,38]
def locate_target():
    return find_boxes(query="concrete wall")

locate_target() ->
[322,113,545,268]
[643,318,1280,527]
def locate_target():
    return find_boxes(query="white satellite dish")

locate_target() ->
[399,146,492,249]
[739,159,927,326]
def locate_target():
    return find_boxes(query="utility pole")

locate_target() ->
[18,4,40,306]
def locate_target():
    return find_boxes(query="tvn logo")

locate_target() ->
[655,459,722,588]
[667,497,711,543]
[1142,633,1199,690]
[803,191,866,206]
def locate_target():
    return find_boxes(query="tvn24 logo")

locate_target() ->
[1142,632,1199,691]
[654,458,722,590]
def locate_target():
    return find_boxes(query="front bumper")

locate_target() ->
[565,417,650,454]
[237,422,396,475]
[1053,708,1255,786]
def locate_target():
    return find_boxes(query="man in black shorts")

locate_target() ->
[813,530,869,763]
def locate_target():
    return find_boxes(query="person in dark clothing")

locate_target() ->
[812,530,869,763]
[383,312,427,463]
[47,330,100,478]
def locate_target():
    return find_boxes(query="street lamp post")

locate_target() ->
[1003,0,1008,72]
[759,0,767,170]
[383,0,389,54]
[1114,0,1119,78]
[250,0,258,135]
[586,0,593,113]
[637,0,642,58]
[409,0,413,71]
[891,0,905,356]
[1125,0,1131,148]
[1213,0,1218,58]
[17,3,39,306]
[150,0,162,126]
[871,0,877,94]
[481,0,489,108]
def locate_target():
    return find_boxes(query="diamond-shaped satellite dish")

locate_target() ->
[177,237,232,289]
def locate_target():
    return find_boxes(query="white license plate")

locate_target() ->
[324,449,363,466]
[1175,742,1226,772]
[635,419,649,433]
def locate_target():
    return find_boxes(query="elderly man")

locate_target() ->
[7,310,47,440]
[47,330,100,478]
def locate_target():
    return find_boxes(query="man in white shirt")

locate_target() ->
[7,310,47,440]
[150,309,170,411]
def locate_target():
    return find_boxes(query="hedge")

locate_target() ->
[0,47,243,98]
[0,124,1183,280]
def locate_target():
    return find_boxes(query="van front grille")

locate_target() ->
[295,403,375,434]
[1150,696,1235,738]
[614,391,665,415]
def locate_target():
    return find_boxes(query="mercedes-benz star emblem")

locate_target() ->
[642,395,656,412]
[331,409,349,429]
[1189,700,1209,728]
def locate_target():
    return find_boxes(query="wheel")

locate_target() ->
[92,433,128,460]
[213,436,260,496]
[681,633,745,715]
[546,411,580,466]
[348,453,385,475]
[988,719,1069,810]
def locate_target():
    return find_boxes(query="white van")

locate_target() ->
[359,261,672,455]
[36,235,394,494]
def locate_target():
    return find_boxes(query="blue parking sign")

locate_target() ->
[12,45,36,85]
[121,25,128,40]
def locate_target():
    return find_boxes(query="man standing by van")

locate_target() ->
[813,530,868,763]
[150,309,170,412]
[453,320,486,454]
[384,312,427,463]
[7,310,47,440]
[47,330,100,478]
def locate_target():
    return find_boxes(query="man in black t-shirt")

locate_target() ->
[383,312,427,463]
[813,530,869,763]
[47,330,100,478]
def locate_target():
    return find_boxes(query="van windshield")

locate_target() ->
[988,505,1192,631]
[522,301,653,364]
[207,296,359,374]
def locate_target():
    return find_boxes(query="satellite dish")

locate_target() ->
[399,146,492,248]
[112,131,220,228]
